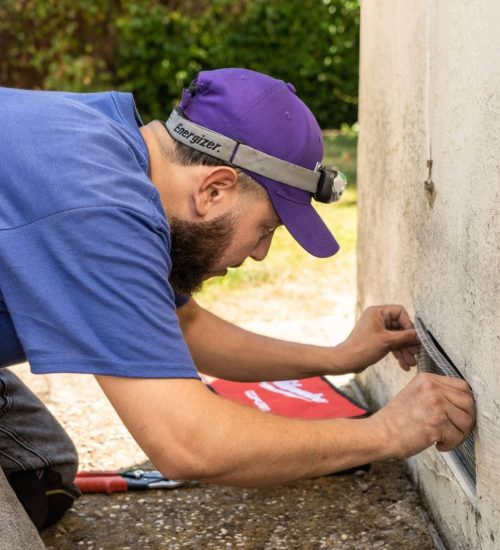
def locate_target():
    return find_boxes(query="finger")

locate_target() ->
[418,373,474,399]
[402,348,417,367]
[391,349,409,371]
[443,387,476,416]
[429,373,473,395]
[436,423,466,452]
[386,328,420,349]
[443,401,475,439]
[392,349,402,361]
[393,341,420,370]
[399,358,411,371]
[383,305,415,331]
[393,349,410,370]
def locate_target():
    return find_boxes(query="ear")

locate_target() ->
[193,166,239,218]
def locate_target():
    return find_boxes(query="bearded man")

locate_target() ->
[0,69,475,548]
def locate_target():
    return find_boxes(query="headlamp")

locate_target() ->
[165,108,347,204]
[314,164,347,203]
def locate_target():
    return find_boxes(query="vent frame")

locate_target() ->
[415,316,476,502]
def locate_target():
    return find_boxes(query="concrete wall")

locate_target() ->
[356,1,500,548]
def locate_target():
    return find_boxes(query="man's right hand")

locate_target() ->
[95,371,475,488]
[370,372,476,458]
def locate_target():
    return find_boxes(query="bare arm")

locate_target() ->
[177,298,336,381]
[95,372,475,487]
[177,299,421,381]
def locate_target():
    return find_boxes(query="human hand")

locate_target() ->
[369,372,476,457]
[335,305,420,374]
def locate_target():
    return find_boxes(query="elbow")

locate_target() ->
[158,455,207,483]
[149,431,224,483]
[157,446,262,488]
[140,384,243,484]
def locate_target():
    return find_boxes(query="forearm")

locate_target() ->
[178,299,348,381]
[186,397,389,486]
[97,376,393,487]
[184,395,389,486]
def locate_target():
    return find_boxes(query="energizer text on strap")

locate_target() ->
[165,108,319,193]
[165,108,347,202]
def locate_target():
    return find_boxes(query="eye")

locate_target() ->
[262,225,277,237]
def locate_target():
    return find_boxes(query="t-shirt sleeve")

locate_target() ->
[0,206,199,379]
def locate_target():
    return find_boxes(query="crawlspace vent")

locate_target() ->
[415,317,476,500]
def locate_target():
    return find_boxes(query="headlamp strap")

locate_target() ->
[165,108,320,194]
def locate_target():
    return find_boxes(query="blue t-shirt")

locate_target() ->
[0,87,198,379]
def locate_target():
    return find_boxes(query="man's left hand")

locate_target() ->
[335,305,420,374]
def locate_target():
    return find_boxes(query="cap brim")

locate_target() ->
[267,190,340,258]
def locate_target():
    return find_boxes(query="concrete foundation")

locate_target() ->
[356,1,500,548]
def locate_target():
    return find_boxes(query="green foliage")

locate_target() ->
[0,0,117,90]
[323,127,358,187]
[205,0,360,128]
[0,0,359,128]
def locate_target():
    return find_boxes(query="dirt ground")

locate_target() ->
[12,278,442,549]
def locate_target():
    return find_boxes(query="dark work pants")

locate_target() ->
[0,368,80,549]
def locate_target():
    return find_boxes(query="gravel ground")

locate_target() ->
[42,461,436,550]
[12,286,440,549]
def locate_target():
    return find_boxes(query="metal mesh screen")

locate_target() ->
[415,317,476,499]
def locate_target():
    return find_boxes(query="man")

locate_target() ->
[0,69,475,546]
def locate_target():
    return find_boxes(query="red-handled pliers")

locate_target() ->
[75,469,194,494]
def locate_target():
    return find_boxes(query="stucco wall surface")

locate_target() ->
[357,1,500,549]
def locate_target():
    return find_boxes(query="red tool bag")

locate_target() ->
[209,376,371,474]
[208,376,369,420]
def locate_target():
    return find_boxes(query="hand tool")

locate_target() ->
[75,469,196,494]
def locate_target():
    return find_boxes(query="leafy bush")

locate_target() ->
[0,0,359,128]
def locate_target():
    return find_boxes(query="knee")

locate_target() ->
[53,436,79,487]
[8,466,81,531]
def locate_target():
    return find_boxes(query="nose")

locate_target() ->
[250,233,274,262]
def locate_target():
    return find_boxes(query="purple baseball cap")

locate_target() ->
[175,68,339,258]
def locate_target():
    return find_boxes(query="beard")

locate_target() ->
[168,212,235,296]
